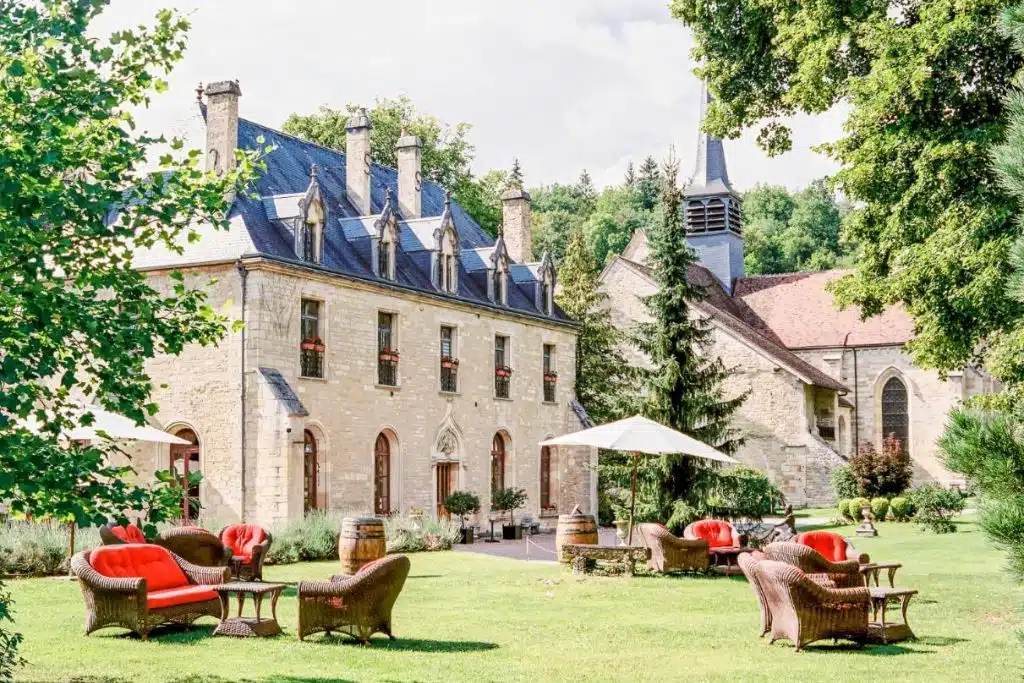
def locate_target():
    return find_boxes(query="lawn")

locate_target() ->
[5,516,1023,683]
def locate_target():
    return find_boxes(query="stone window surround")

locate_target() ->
[490,428,516,503]
[298,295,327,381]
[873,366,912,453]
[494,331,514,400]
[542,342,557,404]
[439,321,459,394]
[376,308,400,389]
[372,427,402,516]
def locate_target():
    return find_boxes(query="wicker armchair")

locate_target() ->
[764,542,862,588]
[795,531,869,564]
[297,554,411,643]
[683,519,742,549]
[736,550,770,637]
[155,526,233,567]
[219,524,272,581]
[753,559,870,650]
[71,544,229,639]
[635,523,709,573]
[99,522,148,545]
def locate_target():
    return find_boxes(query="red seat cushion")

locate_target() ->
[89,545,188,592]
[146,585,218,610]
[796,531,848,562]
[688,520,736,548]
[110,524,146,544]
[222,524,266,563]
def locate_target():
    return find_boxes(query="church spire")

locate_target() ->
[688,81,734,197]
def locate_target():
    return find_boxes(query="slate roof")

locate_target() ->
[258,367,308,417]
[612,257,848,392]
[133,106,567,326]
[733,271,915,348]
[687,83,737,199]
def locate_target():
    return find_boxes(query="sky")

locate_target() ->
[97,0,844,192]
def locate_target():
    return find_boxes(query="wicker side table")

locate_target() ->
[867,587,918,644]
[859,562,902,588]
[212,582,286,637]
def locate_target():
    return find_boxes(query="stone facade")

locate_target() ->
[124,260,594,529]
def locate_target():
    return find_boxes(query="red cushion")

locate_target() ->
[688,520,736,548]
[796,531,848,562]
[146,585,218,610]
[222,524,266,559]
[89,545,188,591]
[111,524,146,544]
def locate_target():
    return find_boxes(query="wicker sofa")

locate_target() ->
[635,523,709,573]
[736,550,770,637]
[71,544,228,639]
[795,530,869,565]
[764,541,863,588]
[155,526,233,567]
[753,559,870,650]
[297,554,411,643]
[219,524,272,581]
[99,522,148,546]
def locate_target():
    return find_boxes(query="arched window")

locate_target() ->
[881,377,909,453]
[540,446,553,511]
[303,430,318,513]
[491,433,506,496]
[374,433,391,515]
[170,428,200,520]
[378,235,393,280]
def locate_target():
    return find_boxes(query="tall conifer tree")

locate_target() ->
[635,152,745,521]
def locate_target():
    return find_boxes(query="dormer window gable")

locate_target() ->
[296,165,325,265]
[489,228,511,306]
[373,188,398,281]
[432,191,460,294]
[536,252,556,316]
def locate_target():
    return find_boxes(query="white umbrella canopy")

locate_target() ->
[63,405,189,444]
[541,415,738,544]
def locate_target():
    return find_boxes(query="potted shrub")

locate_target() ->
[492,487,528,540]
[444,491,481,544]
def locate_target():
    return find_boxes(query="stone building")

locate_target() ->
[601,86,994,506]
[123,80,596,528]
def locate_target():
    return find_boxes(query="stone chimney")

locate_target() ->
[345,109,372,215]
[203,80,241,175]
[396,128,423,218]
[501,187,532,262]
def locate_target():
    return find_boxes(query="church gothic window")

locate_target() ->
[881,377,909,454]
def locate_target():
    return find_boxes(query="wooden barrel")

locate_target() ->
[556,512,598,563]
[338,516,386,575]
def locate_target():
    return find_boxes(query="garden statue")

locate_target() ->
[856,504,879,538]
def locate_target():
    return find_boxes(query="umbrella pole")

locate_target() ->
[68,521,75,577]
[627,452,638,545]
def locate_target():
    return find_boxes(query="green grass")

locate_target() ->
[5,517,1023,683]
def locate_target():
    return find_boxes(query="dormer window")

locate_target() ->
[536,252,556,316]
[373,188,398,281]
[542,280,553,315]
[379,236,393,280]
[493,264,507,306]
[298,165,325,265]
[434,192,460,294]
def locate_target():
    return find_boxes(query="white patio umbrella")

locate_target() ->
[540,415,738,544]
[65,405,190,444]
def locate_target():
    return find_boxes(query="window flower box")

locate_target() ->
[300,337,325,353]
[495,366,513,378]
[543,371,558,382]
[378,349,400,363]
[441,356,460,369]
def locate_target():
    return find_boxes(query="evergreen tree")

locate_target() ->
[556,224,638,424]
[634,152,746,524]
[572,169,598,217]
[507,158,524,190]
[624,161,636,188]
[636,155,661,211]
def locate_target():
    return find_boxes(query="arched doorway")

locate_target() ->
[491,433,507,498]
[374,433,391,515]
[303,429,318,513]
[881,376,909,453]
[540,446,554,511]
[169,428,200,521]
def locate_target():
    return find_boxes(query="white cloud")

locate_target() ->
[96,0,841,191]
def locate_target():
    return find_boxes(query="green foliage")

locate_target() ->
[282,96,498,233]
[699,467,785,522]
[670,0,1022,376]
[443,491,480,528]
[890,497,913,521]
[836,499,850,521]
[491,488,528,526]
[263,511,341,565]
[941,405,1024,574]
[743,181,852,275]
[0,521,99,577]
[556,224,639,424]
[871,497,891,522]
[0,579,23,683]
[910,485,965,534]
[848,436,913,498]
[383,515,461,554]
[0,0,264,534]
[830,465,860,500]
[625,153,746,524]
[849,498,871,521]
